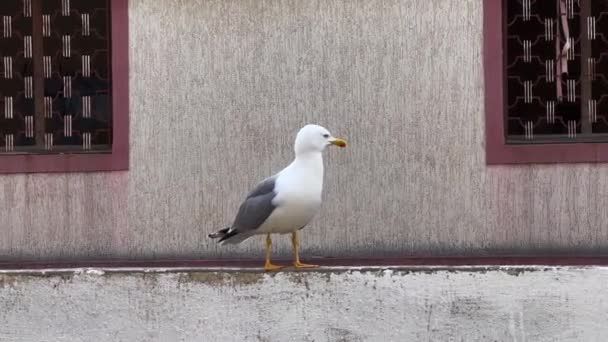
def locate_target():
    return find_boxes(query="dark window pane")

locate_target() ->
[0,0,36,152]
[0,0,111,154]
[505,0,608,143]
[590,1,608,134]
[42,0,111,152]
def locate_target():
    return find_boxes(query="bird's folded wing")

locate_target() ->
[231,176,278,233]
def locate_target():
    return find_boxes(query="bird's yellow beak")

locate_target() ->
[329,137,347,148]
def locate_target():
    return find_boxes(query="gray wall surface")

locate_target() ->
[2,0,607,261]
[1,266,607,341]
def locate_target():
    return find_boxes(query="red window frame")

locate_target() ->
[0,0,129,174]
[484,0,608,164]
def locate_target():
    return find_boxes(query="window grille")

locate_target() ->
[506,0,608,143]
[0,0,111,154]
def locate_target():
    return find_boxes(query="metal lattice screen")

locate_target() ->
[506,0,608,143]
[0,0,111,154]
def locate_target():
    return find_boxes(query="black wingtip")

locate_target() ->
[218,229,239,243]
[209,227,231,240]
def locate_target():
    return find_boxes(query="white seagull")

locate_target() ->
[209,124,347,271]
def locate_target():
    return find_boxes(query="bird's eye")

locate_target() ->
[322,134,330,138]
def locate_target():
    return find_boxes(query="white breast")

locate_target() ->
[258,153,324,234]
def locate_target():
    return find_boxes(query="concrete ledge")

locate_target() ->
[1,266,607,341]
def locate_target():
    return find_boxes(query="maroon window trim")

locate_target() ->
[484,0,608,165]
[0,0,129,174]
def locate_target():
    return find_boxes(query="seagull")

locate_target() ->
[209,124,347,271]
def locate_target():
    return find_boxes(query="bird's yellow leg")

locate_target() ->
[264,234,282,271]
[292,231,319,269]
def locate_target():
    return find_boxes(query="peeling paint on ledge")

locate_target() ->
[0,265,602,287]
[0,264,583,277]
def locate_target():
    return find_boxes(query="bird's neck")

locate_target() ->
[292,152,324,177]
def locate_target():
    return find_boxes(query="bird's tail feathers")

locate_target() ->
[209,227,244,245]
[209,227,255,245]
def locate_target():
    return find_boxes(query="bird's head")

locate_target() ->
[294,124,347,155]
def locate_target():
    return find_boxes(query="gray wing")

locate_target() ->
[230,176,278,233]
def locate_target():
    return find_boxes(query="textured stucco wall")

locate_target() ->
[1,267,608,341]
[1,0,608,260]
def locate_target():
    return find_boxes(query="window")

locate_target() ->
[0,0,128,173]
[484,0,608,164]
